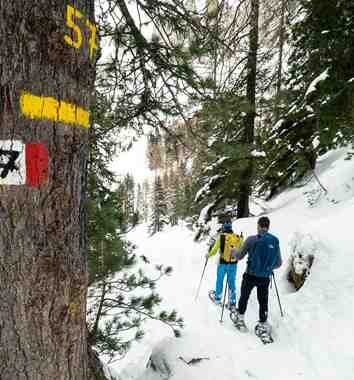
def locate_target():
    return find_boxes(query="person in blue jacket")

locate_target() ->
[231,216,282,329]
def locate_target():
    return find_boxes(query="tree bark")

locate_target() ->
[0,1,95,379]
[237,0,259,218]
[275,0,286,120]
[276,0,286,98]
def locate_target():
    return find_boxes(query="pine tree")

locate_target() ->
[135,182,145,225]
[117,174,136,229]
[147,132,163,170]
[168,169,180,226]
[258,0,354,197]
[237,0,260,218]
[87,82,183,365]
[149,175,168,234]
[183,0,266,221]
[86,174,183,361]
[142,179,151,223]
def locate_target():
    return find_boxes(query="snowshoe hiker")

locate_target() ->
[254,321,274,344]
[206,222,243,310]
[230,216,282,334]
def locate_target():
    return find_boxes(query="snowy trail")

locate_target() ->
[108,148,354,380]
[129,227,321,380]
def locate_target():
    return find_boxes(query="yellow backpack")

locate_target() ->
[220,233,242,262]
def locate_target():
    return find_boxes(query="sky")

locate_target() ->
[110,136,154,184]
[100,145,354,380]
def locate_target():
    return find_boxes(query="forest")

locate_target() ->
[0,0,353,379]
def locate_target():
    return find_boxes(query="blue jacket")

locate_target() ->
[232,232,282,278]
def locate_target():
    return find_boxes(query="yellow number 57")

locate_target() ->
[64,4,97,61]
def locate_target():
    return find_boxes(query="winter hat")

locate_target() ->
[223,222,232,231]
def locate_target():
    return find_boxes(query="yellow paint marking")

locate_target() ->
[64,5,83,50]
[42,96,59,120]
[20,91,90,128]
[86,19,97,61]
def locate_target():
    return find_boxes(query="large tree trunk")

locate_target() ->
[237,0,260,218]
[275,0,286,120]
[0,1,95,379]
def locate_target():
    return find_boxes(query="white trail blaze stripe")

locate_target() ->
[0,140,48,187]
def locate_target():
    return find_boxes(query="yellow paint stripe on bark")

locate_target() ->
[20,91,90,128]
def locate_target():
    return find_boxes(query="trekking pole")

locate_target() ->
[195,257,209,301]
[272,272,284,317]
[219,281,229,323]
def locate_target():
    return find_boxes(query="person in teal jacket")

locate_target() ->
[230,216,282,332]
[206,223,242,309]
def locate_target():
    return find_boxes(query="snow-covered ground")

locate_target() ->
[105,146,354,380]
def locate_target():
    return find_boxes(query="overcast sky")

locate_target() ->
[110,136,154,184]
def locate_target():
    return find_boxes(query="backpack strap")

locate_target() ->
[220,233,226,254]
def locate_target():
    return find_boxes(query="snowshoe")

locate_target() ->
[254,322,274,344]
[227,304,237,312]
[208,290,221,306]
[230,310,248,332]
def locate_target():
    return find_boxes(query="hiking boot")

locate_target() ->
[229,309,243,323]
[229,304,237,312]
[255,321,271,335]
[208,290,221,305]
[230,310,247,331]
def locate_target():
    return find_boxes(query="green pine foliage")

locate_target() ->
[149,175,168,234]
[86,177,134,286]
[116,174,138,230]
[193,92,253,219]
[87,92,183,364]
[259,0,354,197]
[87,169,184,361]
[87,259,183,361]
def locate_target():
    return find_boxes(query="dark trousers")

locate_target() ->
[237,272,270,323]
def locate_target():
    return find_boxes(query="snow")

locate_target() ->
[194,175,222,202]
[197,203,214,225]
[312,136,320,149]
[305,68,330,98]
[203,157,228,173]
[251,149,266,158]
[273,118,284,130]
[103,146,354,380]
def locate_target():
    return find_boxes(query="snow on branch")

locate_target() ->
[194,175,222,202]
[305,68,330,98]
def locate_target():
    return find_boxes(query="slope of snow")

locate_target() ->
[106,147,354,380]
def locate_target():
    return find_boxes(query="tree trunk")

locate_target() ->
[275,0,286,120]
[237,0,259,218]
[0,2,96,379]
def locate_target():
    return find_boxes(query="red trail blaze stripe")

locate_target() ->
[25,143,48,187]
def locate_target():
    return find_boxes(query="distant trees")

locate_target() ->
[116,174,138,229]
[87,170,183,362]
[149,175,168,234]
[89,0,214,366]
